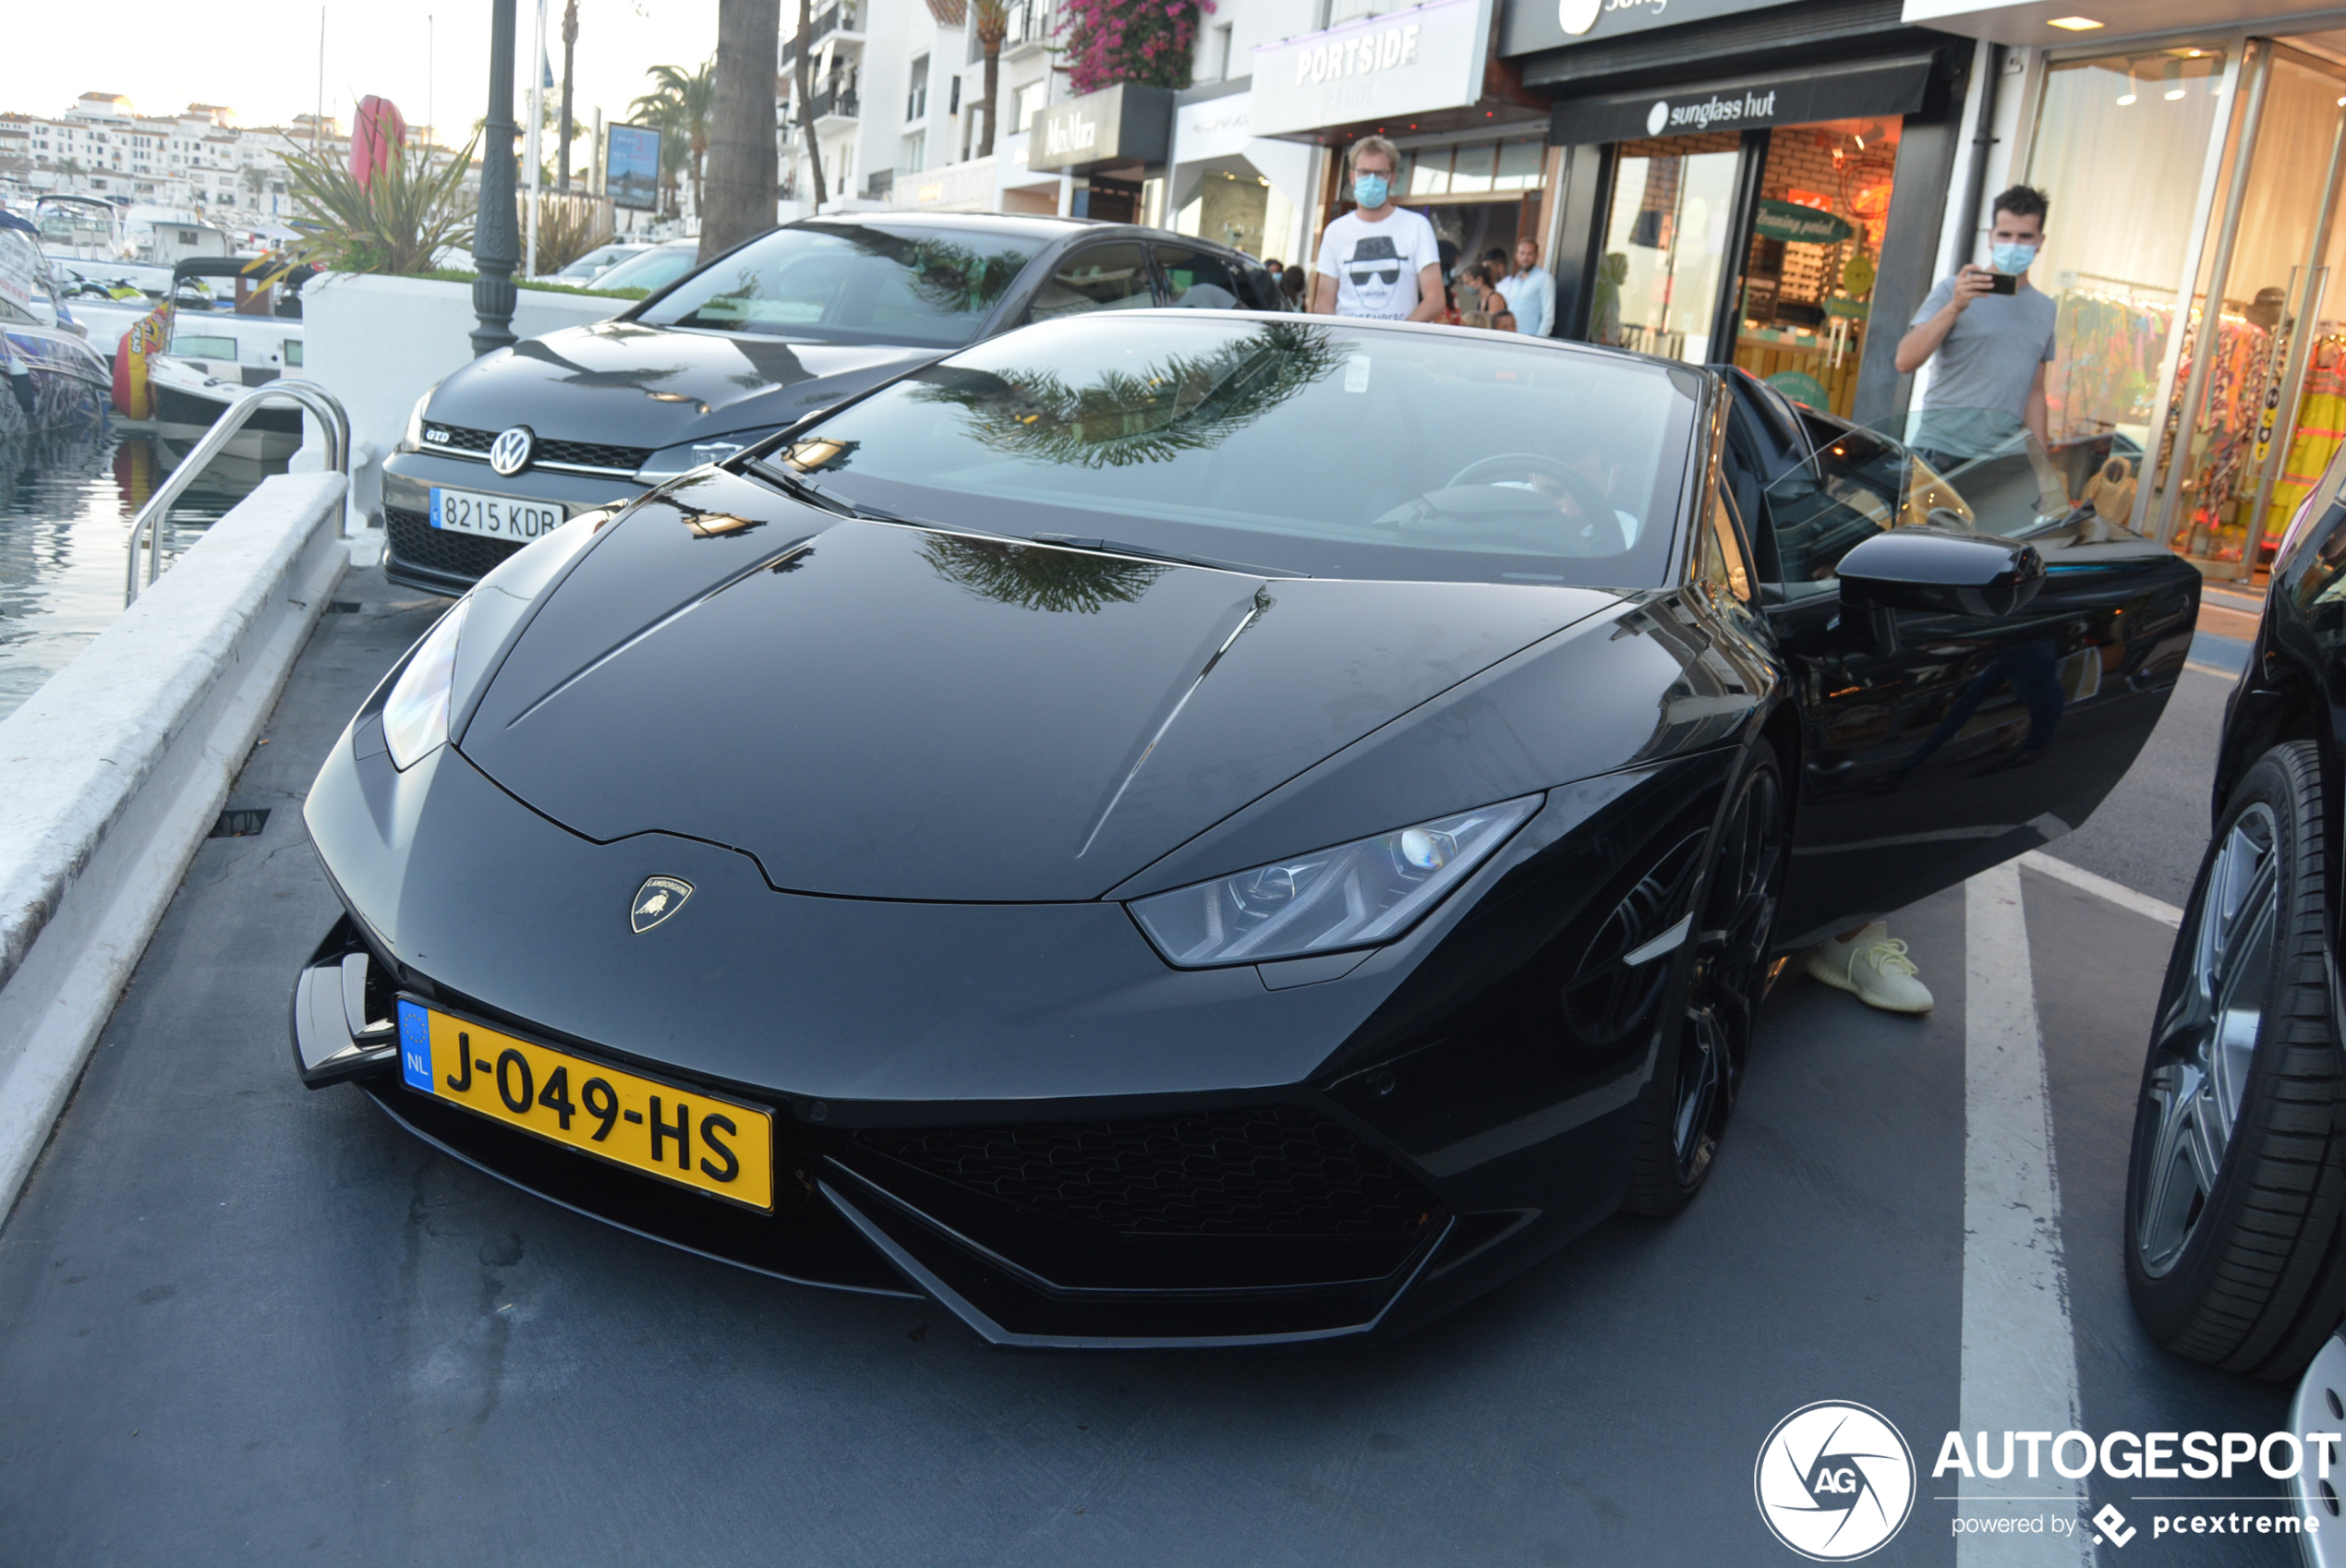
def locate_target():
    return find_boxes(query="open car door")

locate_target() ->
[1720,375,2202,947]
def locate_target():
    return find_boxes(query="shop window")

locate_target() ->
[1726,117,1900,420]
[1026,243,1154,320]
[1450,143,1494,196]
[1494,138,1544,192]
[1015,81,1049,135]
[1593,132,1741,365]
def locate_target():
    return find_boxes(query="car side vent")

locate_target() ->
[1563,831,1705,1044]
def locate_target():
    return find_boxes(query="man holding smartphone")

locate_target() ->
[1895,185,2058,449]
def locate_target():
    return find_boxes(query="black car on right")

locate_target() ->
[2128,444,2346,1393]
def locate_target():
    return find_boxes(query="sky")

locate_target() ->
[8,0,720,151]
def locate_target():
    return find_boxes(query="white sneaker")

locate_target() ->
[1806,923,1934,1013]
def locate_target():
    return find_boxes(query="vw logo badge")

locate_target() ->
[1753,1402,1915,1560]
[488,425,537,477]
[630,875,694,934]
[1647,100,1671,136]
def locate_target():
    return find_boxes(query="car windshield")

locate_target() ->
[632,222,1044,346]
[757,315,1697,587]
[593,246,698,294]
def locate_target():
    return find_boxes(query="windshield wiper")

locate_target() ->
[745,461,920,525]
[1028,534,1298,577]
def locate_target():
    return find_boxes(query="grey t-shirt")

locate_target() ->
[1911,273,2057,420]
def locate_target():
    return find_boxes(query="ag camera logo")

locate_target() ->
[1756,1402,1917,1560]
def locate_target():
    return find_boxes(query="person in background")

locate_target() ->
[1495,237,1554,339]
[1278,267,1309,312]
[1490,308,1518,334]
[1895,184,2057,450]
[1802,186,2065,1019]
[1312,137,1444,321]
[1264,259,1285,284]
[1455,262,1495,328]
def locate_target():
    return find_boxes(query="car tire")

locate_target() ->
[2124,740,2346,1380]
[1623,741,1788,1218]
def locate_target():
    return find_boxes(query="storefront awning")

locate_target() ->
[1548,54,1933,142]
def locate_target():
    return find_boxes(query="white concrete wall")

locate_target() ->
[0,471,349,1218]
[302,272,621,535]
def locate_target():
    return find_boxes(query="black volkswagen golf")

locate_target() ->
[381,213,1278,596]
[303,314,2198,1346]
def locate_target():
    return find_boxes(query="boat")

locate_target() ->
[135,256,313,457]
[0,223,111,437]
[33,194,131,261]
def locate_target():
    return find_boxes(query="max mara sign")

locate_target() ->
[1252,0,1493,139]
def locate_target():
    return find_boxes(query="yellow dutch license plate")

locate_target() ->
[396,1000,774,1211]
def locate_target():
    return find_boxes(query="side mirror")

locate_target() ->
[1838,525,2045,619]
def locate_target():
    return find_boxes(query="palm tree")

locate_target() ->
[791,0,828,212]
[631,61,718,220]
[973,0,1009,159]
[557,0,580,189]
[702,0,781,259]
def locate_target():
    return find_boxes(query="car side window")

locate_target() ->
[1698,485,1754,606]
[1155,247,1251,310]
[1025,245,1154,322]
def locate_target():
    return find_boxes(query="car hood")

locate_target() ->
[424,319,937,447]
[455,467,1622,901]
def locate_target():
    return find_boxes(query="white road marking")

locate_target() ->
[2018,851,2184,931]
[1960,862,2093,1564]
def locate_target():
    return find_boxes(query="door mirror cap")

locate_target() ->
[1837,526,2046,619]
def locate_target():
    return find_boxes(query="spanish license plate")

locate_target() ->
[429,486,565,542]
[396,1001,774,1210]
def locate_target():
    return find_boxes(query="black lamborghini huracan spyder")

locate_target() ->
[294,313,2199,1346]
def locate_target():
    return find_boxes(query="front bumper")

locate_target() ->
[381,450,654,594]
[298,663,1732,1344]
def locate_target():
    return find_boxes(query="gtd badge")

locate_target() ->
[1647,100,1671,136]
[1558,0,1602,33]
[1754,1402,1916,1560]
[489,425,537,476]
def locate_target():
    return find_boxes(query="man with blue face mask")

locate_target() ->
[1894,185,2058,450]
[1311,136,1443,321]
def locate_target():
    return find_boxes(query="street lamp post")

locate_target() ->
[472,0,520,356]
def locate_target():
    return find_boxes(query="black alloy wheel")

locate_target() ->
[2124,741,2346,1379]
[1625,742,1788,1216]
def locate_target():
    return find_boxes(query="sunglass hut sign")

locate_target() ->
[1647,88,1778,135]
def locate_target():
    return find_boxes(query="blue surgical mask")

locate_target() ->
[1991,241,2038,275]
[1353,173,1390,210]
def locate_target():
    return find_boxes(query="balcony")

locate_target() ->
[812,87,861,131]
[781,1,864,66]
[1004,0,1056,58]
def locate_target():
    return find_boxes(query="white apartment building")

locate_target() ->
[0,92,356,224]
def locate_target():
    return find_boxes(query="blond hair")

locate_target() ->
[1347,135,1401,175]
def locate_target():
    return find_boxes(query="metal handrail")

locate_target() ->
[124,378,350,606]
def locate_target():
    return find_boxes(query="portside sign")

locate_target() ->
[1252,0,1490,139]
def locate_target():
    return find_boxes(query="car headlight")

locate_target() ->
[1129,796,1542,968]
[401,383,441,453]
[381,597,468,770]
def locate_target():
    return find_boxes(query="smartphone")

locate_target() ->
[1988,271,2019,296]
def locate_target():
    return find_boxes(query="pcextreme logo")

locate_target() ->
[1754,1402,1917,1561]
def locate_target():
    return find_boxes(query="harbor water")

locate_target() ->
[0,425,283,722]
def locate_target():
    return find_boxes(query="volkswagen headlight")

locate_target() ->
[400,383,441,452]
[381,598,469,769]
[1129,797,1541,968]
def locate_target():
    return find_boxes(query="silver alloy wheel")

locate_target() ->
[2135,803,2281,1277]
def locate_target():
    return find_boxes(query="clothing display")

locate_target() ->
[2046,289,2171,448]
[2259,336,2346,547]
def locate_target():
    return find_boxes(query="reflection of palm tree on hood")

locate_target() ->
[514,336,693,392]
[917,535,1167,613]
[907,322,1347,469]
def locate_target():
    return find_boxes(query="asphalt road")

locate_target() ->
[0,572,2308,1566]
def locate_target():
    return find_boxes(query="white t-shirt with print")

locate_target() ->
[1313,208,1442,320]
